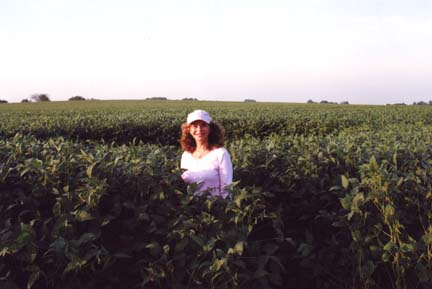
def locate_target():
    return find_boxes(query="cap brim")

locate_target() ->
[187,117,210,124]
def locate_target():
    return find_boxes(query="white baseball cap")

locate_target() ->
[187,110,212,124]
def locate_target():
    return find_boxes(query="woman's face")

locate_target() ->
[189,120,210,143]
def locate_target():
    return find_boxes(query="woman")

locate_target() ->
[180,110,233,198]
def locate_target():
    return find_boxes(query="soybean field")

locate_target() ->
[1,100,432,289]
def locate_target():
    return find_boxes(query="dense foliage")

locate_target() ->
[1,101,432,289]
[1,100,432,145]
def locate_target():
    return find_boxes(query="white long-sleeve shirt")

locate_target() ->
[180,147,233,198]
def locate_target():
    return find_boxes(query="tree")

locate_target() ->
[31,94,51,102]
[146,97,167,100]
[0,99,8,103]
[320,100,337,104]
[340,101,349,105]
[21,99,29,103]
[69,96,86,101]
[307,99,315,104]
[244,99,256,102]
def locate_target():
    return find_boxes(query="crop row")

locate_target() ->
[1,101,432,144]
[1,121,432,288]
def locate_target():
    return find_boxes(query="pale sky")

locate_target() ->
[1,0,431,104]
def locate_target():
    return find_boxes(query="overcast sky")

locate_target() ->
[1,0,431,104]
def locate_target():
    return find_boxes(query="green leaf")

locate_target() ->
[234,190,247,208]
[392,153,398,166]
[211,258,226,272]
[341,175,349,189]
[73,210,94,221]
[401,243,415,253]
[48,237,66,254]
[228,241,244,256]
[52,201,61,217]
[422,232,432,245]
[397,177,404,187]
[145,242,161,256]
[64,259,87,273]
[347,210,355,221]
[340,195,352,210]
[382,251,391,262]
[77,233,97,245]
[145,241,160,249]
[384,204,394,217]
[369,156,379,171]
[86,162,96,178]
[17,224,33,247]
[20,167,31,177]
[352,193,365,211]
[234,242,244,255]
[33,159,43,169]
[383,241,396,252]
[27,270,40,289]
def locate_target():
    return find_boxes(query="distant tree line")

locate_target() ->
[3,95,432,105]
[19,95,88,102]
[412,100,432,105]
[307,99,349,105]
[386,100,432,106]
[309,99,432,106]
[146,97,168,100]
[69,96,86,101]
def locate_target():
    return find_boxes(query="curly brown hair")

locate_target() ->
[179,122,225,152]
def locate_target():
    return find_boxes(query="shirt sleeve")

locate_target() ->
[180,151,187,170]
[218,148,233,194]
[180,152,191,183]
